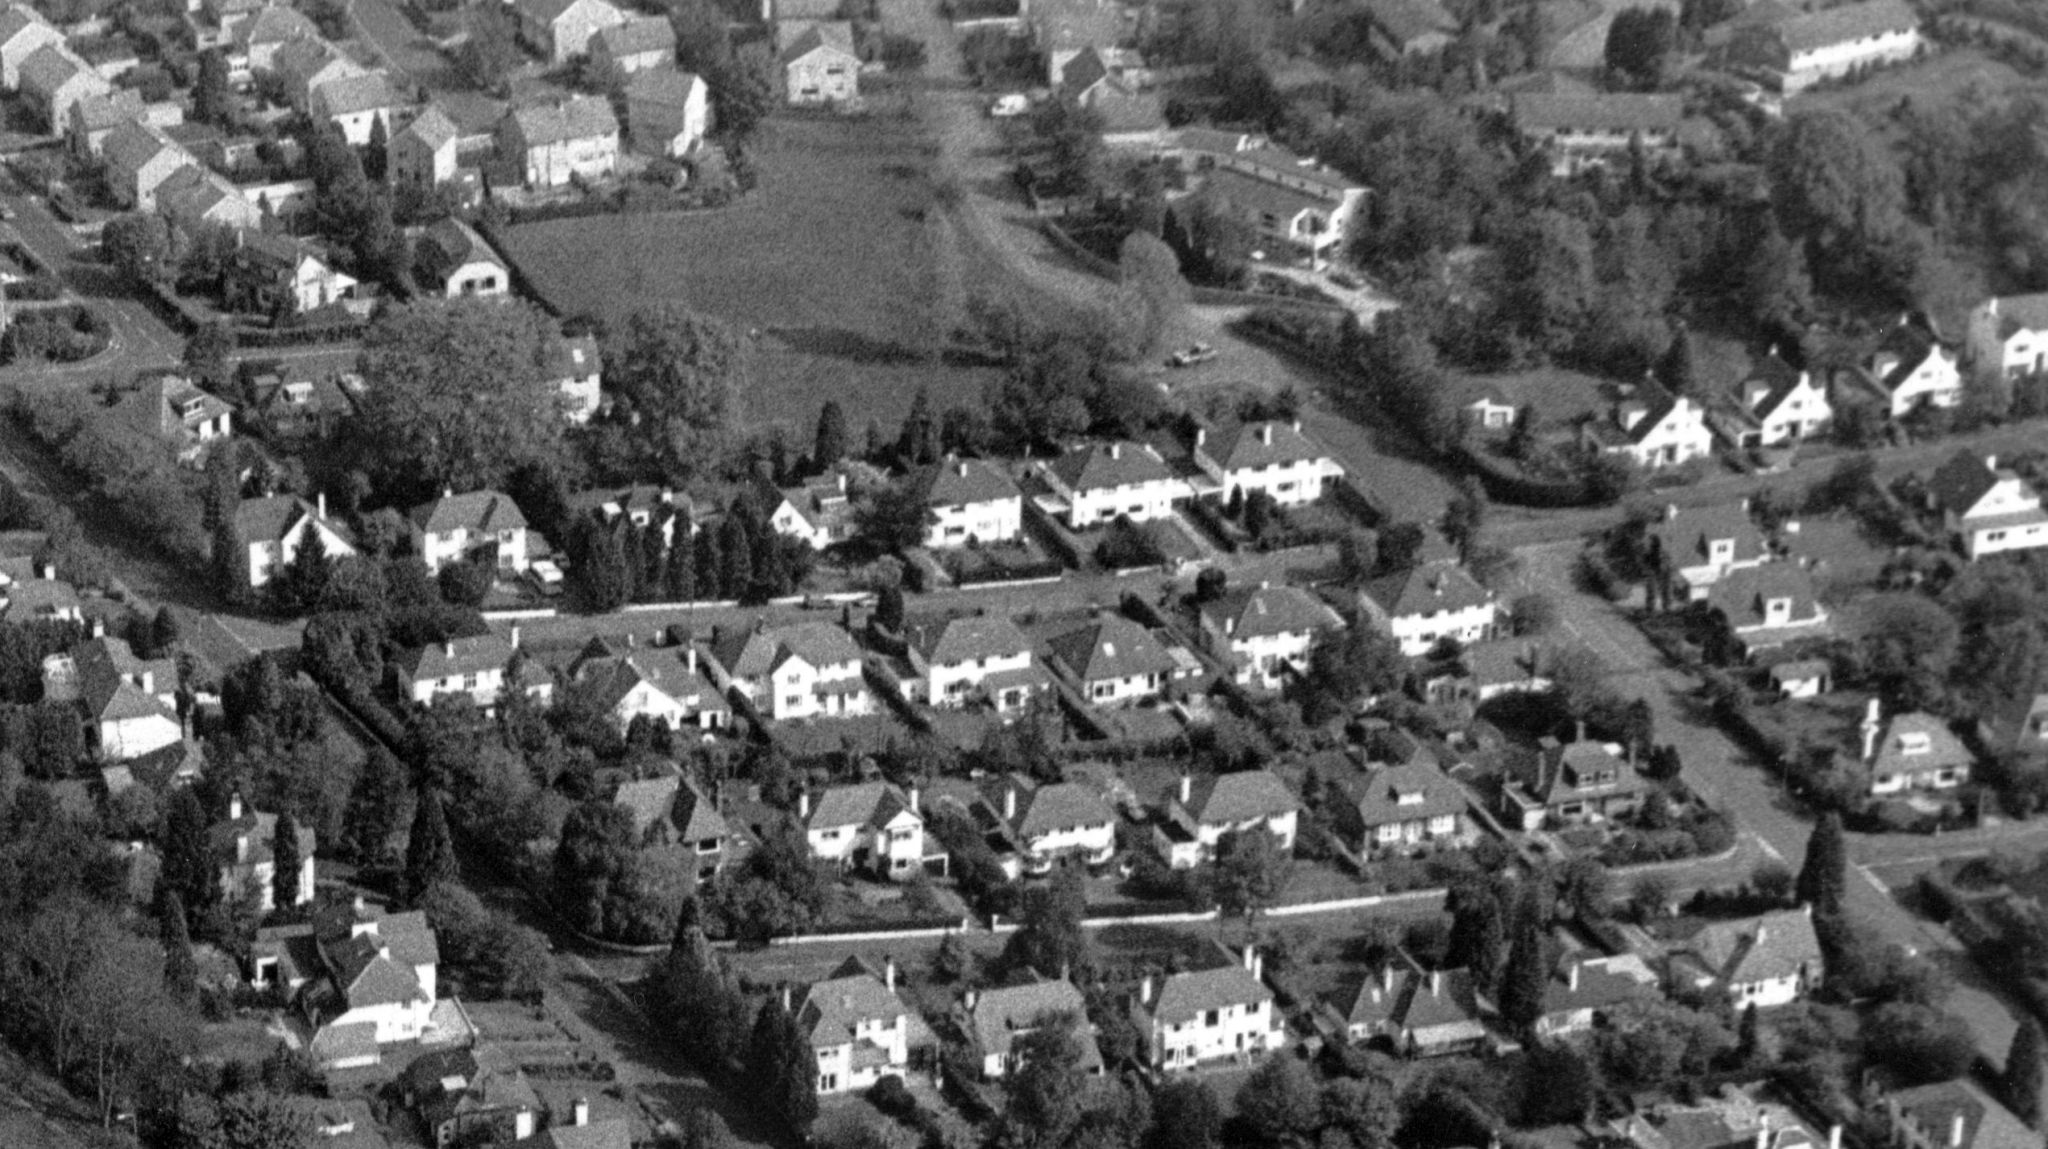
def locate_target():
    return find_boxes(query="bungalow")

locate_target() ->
[222,233,359,318]
[1151,769,1299,870]
[410,488,531,574]
[1534,954,1659,1038]
[112,374,233,465]
[1046,614,1182,707]
[100,119,187,209]
[912,456,1023,548]
[309,71,406,146]
[905,614,1044,711]
[398,631,537,708]
[1926,450,2048,560]
[1729,0,1919,93]
[63,636,182,761]
[412,217,510,298]
[1030,0,1126,85]
[389,104,460,188]
[1191,420,1344,509]
[768,469,856,549]
[549,333,603,423]
[0,5,63,90]
[270,38,366,111]
[568,642,731,732]
[1343,960,1490,1057]
[623,68,708,158]
[1133,949,1285,1071]
[990,775,1116,871]
[19,45,108,132]
[567,485,691,541]
[1721,350,1833,447]
[1461,640,1553,702]
[401,1046,540,1148]
[1510,92,1683,177]
[1358,560,1498,657]
[1459,385,1520,432]
[215,792,317,912]
[590,16,676,75]
[705,620,872,721]
[1200,148,1367,265]
[1861,702,1972,796]
[498,95,619,187]
[800,957,935,1095]
[1702,562,1831,655]
[777,21,859,105]
[234,493,355,589]
[1036,440,1188,529]
[1501,736,1645,829]
[0,561,81,625]
[1197,581,1342,691]
[802,781,941,880]
[1882,1080,2035,1149]
[517,0,628,63]
[1360,0,1457,57]
[1341,759,1471,854]
[65,87,144,158]
[962,978,1104,1079]
[1582,385,1713,469]
[1848,314,1961,417]
[1651,500,1769,601]
[1669,906,1822,1008]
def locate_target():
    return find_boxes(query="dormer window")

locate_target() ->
[1765,596,1791,620]
[1898,731,1931,755]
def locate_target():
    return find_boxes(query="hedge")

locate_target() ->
[1456,443,1597,508]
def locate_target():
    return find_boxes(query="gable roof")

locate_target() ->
[101,119,181,175]
[1651,502,1766,568]
[410,488,528,534]
[1989,293,2048,340]
[1703,562,1825,630]
[1349,759,1467,827]
[20,44,94,94]
[967,978,1101,1067]
[1203,167,1342,226]
[1181,769,1298,827]
[240,4,318,46]
[593,15,675,56]
[1927,450,2006,516]
[1545,953,1658,1015]
[1146,963,1271,1026]
[1344,962,1486,1036]
[313,71,404,117]
[402,632,517,681]
[613,775,680,837]
[71,88,144,131]
[776,19,858,65]
[1045,441,1176,493]
[712,620,862,679]
[1046,614,1176,682]
[1201,583,1340,642]
[913,614,1032,666]
[1867,711,1973,777]
[799,957,925,1049]
[1887,1081,2034,1149]
[624,67,706,108]
[518,0,618,26]
[1362,0,1457,45]
[915,456,1021,508]
[413,218,507,282]
[397,104,459,149]
[807,780,915,832]
[1512,92,1683,135]
[1773,0,1916,54]
[1200,419,1333,473]
[234,495,351,547]
[1682,907,1821,988]
[505,95,618,147]
[1362,560,1492,620]
[1009,778,1113,839]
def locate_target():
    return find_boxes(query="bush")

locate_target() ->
[3,304,111,363]
[4,274,62,301]
[1094,514,1165,570]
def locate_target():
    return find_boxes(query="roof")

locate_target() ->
[1773,0,1916,54]
[1872,317,1949,392]
[1512,92,1684,135]
[1349,760,1467,827]
[410,488,528,534]
[1362,0,1456,45]
[1652,502,1767,569]
[624,67,706,107]
[313,902,441,968]
[711,620,862,679]
[273,37,362,85]
[1703,562,1825,631]
[20,44,92,93]
[1362,560,1492,620]
[1770,658,1830,684]
[240,4,319,46]
[799,957,927,1049]
[1201,583,1340,642]
[593,15,675,56]
[114,374,233,439]
[807,781,915,832]
[74,636,177,725]
[967,979,1102,1067]
[0,6,53,47]
[1008,778,1113,839]
[1682,907,1821,988]
[1529,738,1643,806]
[210,799,318,865]
[101,119,181,175]
[1990,293,2048,340]
[398,104,459,149]
[1462,640,1547,689]
[613,775,680,836]
[1200,420,1333,473]
[313,71,404,116]
[914,614,1032,666]
[547,333,601,379]
[1045,441,1176,493]
[1345,962,1486,1036]
[1868,711,1973,777]
[671,782,732,844]
[1545,954,1657,1016]
[1146,963,1271,1026]
[915,456,1021,508]
[776,20,858,65]
[1928,450,2008,516]
[505,95,618,148]
[517,1119,633,1149]
[403,632,517,681]
[517,0,615,27]
[1204,166,1339,226]
[1047,614,1177,682]
[1181,769,1298,826]
[71,88,144,131]
[1887,1080,2035,1149]
[578,650,724,718]
[414,218,507,282]
[234,495,350,546]
[406,1045,541,1131]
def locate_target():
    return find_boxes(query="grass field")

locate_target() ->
[1791,47,2048,120]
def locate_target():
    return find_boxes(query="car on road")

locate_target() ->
[1165,342,1218,368]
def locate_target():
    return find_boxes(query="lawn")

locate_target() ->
[1792,47,2048,120]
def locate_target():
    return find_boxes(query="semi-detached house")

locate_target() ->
[1200,147,1366,265]
[1669,906,1822,1008]
[1582,385,1713,469]
[1846,314,1960,417]
[1198,581,1342,691]
[1036,440,1188,529]
[1358,560,1498,657]
[499,95,619,187]
[399,630,547,708]
[1342,758,1471,853]
[410,488,530,574]
[1926,450,2048,560]
[1047,613,1183,706]
[801,781,942,880]
[913,456,1023,547]
[1720,350,1833,448]
[777,20,860,105]
[569,639,730,732]
[0,5,63,90]
[1730,0,1919,93]
[990,774,1116,871]
[1151,769,1299,869]
[235,493,355,589]
[517,0,627,63]
[1652,500,1769,601]
[706,620,872,721]
[800,957,934,1095]
[1191,419,1343,509]
[1133,949,1285,1071]
[905,613,1045,711]
[962,978,1104,1079]
[1344,959,1490,1057]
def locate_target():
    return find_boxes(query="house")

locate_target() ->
[1343,959,1489,1056]
[1047,614,1183,707]
[1860,703,1972,796]
[705,620,872,721]
[1534,954,1659,1037]
[507,1104,629,1149]
[904,614,1044,711]
[1360,0,1457,57]
[1502,735,1645,829]
[1771,658,1831,700]
[590,16,676,74]
[609,773,744,880]
[569,641,731,732]
[251,372,351,441]
[1057,47,1166,146]
[768,469,857,549]
[776,21,860,105]
[55,635,182,761]
[235,493,355,589]
[270,38,366,110]
[1459,385,1520,432]
[0,560,81,624]
[1669,906,1822,1008]
[1702,562,1831,655]
[1882,1080,2035,1149]
[800,956,935,1095]
[411,489,530,575]
[1358,560,1498,657]
[1583,386,1713,469]
[802,781,941,880]
[1510,93,1683,177]
[100,119,188,209]
[912,456,1023,547]
[1605,1088,1832,1149]
[1461,640,1554,701]
[238,4,319,72]
[287,899,445,1067]
[1652,500,1769,601]
[402,1046,541,1148]
[398,631,532,707]
[310,71,406,146]
[566,485,691,538]
[498,96,620,187]
[0,5,63,90]
[1036,441,1188,529]
[624,68,709,158]
[962,977,1104,1078]
[390,104,460,187]
[1966,293,2048,383]
[112,374,233,464]
[1151,769,1299,870]
[215,792,317,912]
[1198,582,1341,691]
[1341,758,1471,854]
[159,166,264,234]
[1029,0,1127,84]
[1133,948,1285,1070]
[517,0,628,63]
[1722,350,1833,447]
[65,88,144,158]
[549,333,603,423]
[19,45,108,131]
[1729,0,1919,93]
[1850,315,1961,417]
[1926,450,2048,560]
[1200,148,1367,265]
[1191,420,1343,509]
[412,218,510,298]
[223,233,359,318]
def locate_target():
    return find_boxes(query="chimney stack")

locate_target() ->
[1004,786,1017,821]
[1828,1127,1842,1149]
[798,791,810,819]
[885,956,897,991]
[1178,773,1191,805]
[1109,443,1122,460]
[229,792,244,820]
[965,988,978,1011]
[1950,1113,1966,1149]
[1243,944,1257,973]
[510,625,520,649]
[1381,965,1395,994]
[686,645,698,673]
[1139,976,1153,1005]
[1260,425,1274,445]
[1861,699,1882,762]
[572,1098,589,1127]
[908,785,920,813]
[317,491,327,519]
[443,641,454,659]
[1567,962,1580,992]
[1429,969,1441,996]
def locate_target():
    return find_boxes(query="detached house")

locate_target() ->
[101,119,188,209]
[548,333,603,423]
[222,233,359,318]
[802,781,941,880]
[1881,1081,2036,1149]
[1199,582,1342,691]
[1967,293,2048,383]
[499,96,619,187]
[1729,0,1919,93]
[1047,614,1184,707]
[590,16,675,74]
[0,5,63,89]
[610,773,743,881]
[411,489,530,575]
[517,0,628,63]
[905,614,1044,711]
[238,4,318,72]
[1926,450,2048,560]
[390,104,460,188]
[402,1046,540,1148]
[1722,350,1833,448]
[1343,959,1490,1057]
[1036,440,1188,529]
[988,775,1116,871]
[53,636,182,761]
[912,456,1023,547]
[1670,906,1822,1008]
[800,957,935,1095]
[1702,562,1831,655]
[412,218,510,298]
[310,71,406,146]
[1133,949,1285,1071]
[776,21,860,105]
[216,792,317,912]
[706,620,872,721]
[234,493,355,589]
[569,640,731,732]
[1860,702,1972,796]
[1358,560,1497,657]
[1583,386,1713,469]
[962,978,1104,1079]
[1849,314,1960,417]
[1151,769,1299,869]
[1651,500,1769,601]
[271,38,366,110]
[1201,147,1367,265]
[113,374,232,465]
[276,900,446,1068]
[1192,420,1343,509]
[1341,759,1471,854]
[19,45,108,132]
[65,88,145,159]
[399,631,545,708]
[1533,954,1660,1038]
[624,68,708,158]
[768,469,857,549]
[1510,93,1683,177]
[1501,735,1644,829]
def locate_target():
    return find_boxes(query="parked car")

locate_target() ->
[1166,342,1218,367]
[527,559,564,597]
[989,93,1029,117]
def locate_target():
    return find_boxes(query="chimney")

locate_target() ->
[1986,454,1998,471]
[443,641,455,659]
[965,988,978,1011]
[1665,503,1680,522]
[1259,425,1274,445]
[443,488,453,498]
[1949,1113,1965,1149]
[353,893,366,913]
[1178,773,1191,804]
[626,633,637,649]
[1828,1127,1842,1149]
[1567,962,1580,991]
[1861,700,1882,762]
[1755,1128,1769,1149]
[1243,944,1257,972]
[908,785,920,813]
[1381,965,1396,994]
[1139,976,1153,1004]
[572,1098,589,1127]
[686,646,697,673]
[510,625,520,650]
[1004,786,1017,821]
[1429,969,1441,996]
[138,670,154,695]
[799,791,811,819]
[1253,951,1263,980]
[316,491,327,519]
[229,792,244,821]
[885,956,897,991]
[1291,419,1301,433]
[1109,443,1122,460]
[957,461,969,477]
[1195,427,1206,447]
[782,984,792,1011]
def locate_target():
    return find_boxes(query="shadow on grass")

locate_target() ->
[769,326,931,365]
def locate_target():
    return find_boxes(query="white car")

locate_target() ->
[527,559,564,597]
[989,93,1029,117]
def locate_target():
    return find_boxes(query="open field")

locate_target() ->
[1791,47,2048,119]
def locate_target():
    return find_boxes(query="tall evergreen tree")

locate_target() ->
[404,788,458,904]
[1736,1001,1759,1061]
[748,997,819,1135]
[751,531,790,602]
[897,387,936,465]
[1795,812,1846,920]
[1657,321,1697,395]
[1496,886,1550,1035]
[207,446,249,606]
[161,786,218,915]
[813,401,848,470]
[665,527,697,601]
[695,524,723,600]
[158,888,198,1004]
[640,519,668,600]
[344,747,407,866]
[1444,878,1507,987]
[2004,1017,2044,1128]
[364,116,388,181]
[270,811,302,911]
[717,515,752,599]
[572,517,629,611]
[620,522,645,603]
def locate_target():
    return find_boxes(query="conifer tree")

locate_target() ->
[161,786,218,916]
[665,528,697,601]
[158,888,198,1004]
[814,401,848,470]
[404,789,458,905]
[2005,1017,2044,1128]
[1795,812,1846,921]
[1496,886,1550,1035]
[270,811,302,911]
[748,997,820,1135]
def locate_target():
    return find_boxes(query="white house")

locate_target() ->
[389,103,460,188]
[1652,500,1770,601]
[255,899,446,1067]
[1724,351,1832,447]
[1046,614,1181,706]
[991,775,1117,871]
[1703,562,1832,656]
[1359,560,1498,657]
[1582,386,1713,469]
[215,793,316,912]
[776,21,859,105]
[913,457,1023,548]
[0,5,64,90]
[1198,582,1342,691]
[19,45,109,132]
[516,0,628,63]
[1927,450,2048,560]
[549,333,603,423]
[800,957,933,1095]
[498,95,619,188]
[963,979,1104,1079]
[569,640,731,732]
[399,630,548,708]
[309,71,405,146]
[1201,148,1367,265]
[100,119,188,210]
[412,218,510,298]
[802,781,939,880]
[1134,949,1285,1071]
[1151,770,1299,870]
[235,494,355,589]
[1967,293,2048,383]
[1191,420,1343,509]
[113,374,233,466]
[1861,703,1973,797]
[706,620,871,721]
[1882,1081,2035,1149]
[1855,315,1961,417]
[59,636,182,761]
[1510,92,1683,177]
[1670,907,1822,1009]
[624,67,708,158]
[409,489,531,575]
[590,15,675,74]
[1729,0,1919,93]
[907,614,1044,711]
[1343,758,1472,854]
[767,469,855,550]
[1036,441,1189,529]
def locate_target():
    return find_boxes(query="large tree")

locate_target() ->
[1496,886,1551,1035]
[1209,826,1291,922]
[605,305,746,482]
[1795,811,1846,921]
[1000,866,1090,979]
[342,748,407,865]
[355,297,568,499]
[748,998,819,1135]
[160,786,218,918]
[1768,110,1910,292]
[2004,1016,2044,1128]
[1114,230,1189,361]
[404,788,459,904]
[270,811,301,912]
[1001,1011,1092,1149]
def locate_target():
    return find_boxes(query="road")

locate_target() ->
[3,193,185,381]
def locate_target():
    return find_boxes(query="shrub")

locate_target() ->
[1094,514,1164,570]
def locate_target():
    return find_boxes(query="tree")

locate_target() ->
[158,889,198,1005]
[342,748,406,866]
[1032,97,1108,197]
[1795,811,1846,921]
[1115,230,1189,360]
[749,998,820,1135]
[2007,1017,2045,1127]
[185,320,236,393]
[1149,1079,1222,1149]
[167,1088,314,1149]
[552,801,688,944]
[1497,886,1550,1035]
[404,788,459,904]
[1603,6,1674,86]
[1001,867,1090,979]
[455,2,520,90]
[1235,1054,1321,1149]
[161,786,218,917]
[364,115,388,182]
[710,44,775,148]
[103,212,174,285]
[1440,475,1487,562]
[1002,1011,1090,1149]
[1853,593,1959,708]
[356,298,568,498]
[1657,322,1698,396]
[1301,626,1406,723]
[1209,827,1290,921]
[570,516,630,612]
[270,812,302,912]
[605,306,746,482]
[855,482,930,553]
[1768,111,1909,292]
[1558,856,1612,921]
[1864,1002,1978,1085]
[1445,878,1507,984]
[814,401,849,469]
[193,48,233,126]
[660,898,752,1069]
[1740,215,1812,327]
